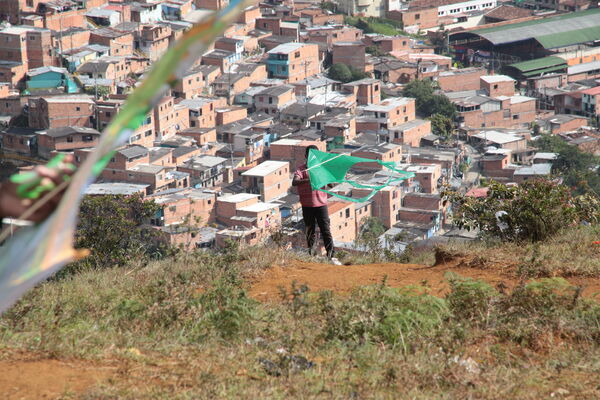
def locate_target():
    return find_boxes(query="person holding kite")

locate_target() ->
[293,145,342,265]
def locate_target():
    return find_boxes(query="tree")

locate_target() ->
[328,63,352,83]
[74,194,163,269]
[443,179,600,242]
[534,134,600,195]
[328,63,371,83]
[402,79,456,118]
[320,1,336,12]
[427,113,453,140]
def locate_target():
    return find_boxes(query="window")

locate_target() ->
[295,51,300,58]
[415,13,420,20]
[66,136,73,143]
[345,209,350,218]
[75,107,80,111]
[83,135,94,142]
[111,157,116,162]
[106,111,111,117]
[145,130,152,137]
[512,114,519,120]
[493,84,498,89]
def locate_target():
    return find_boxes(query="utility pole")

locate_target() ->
[227,63,232,106]
[303,60,310,127]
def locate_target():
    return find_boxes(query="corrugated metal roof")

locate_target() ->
[471,8,600,48]
[568,60,600,75]
[508,56,566,73]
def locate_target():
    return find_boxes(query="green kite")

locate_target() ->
[306,148,415,203]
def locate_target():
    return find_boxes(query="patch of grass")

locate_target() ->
[437,225,600,278]
[3,241,600,398]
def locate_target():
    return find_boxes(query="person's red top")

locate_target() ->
[294,163,328,208]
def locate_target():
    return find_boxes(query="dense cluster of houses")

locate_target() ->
[1,0,599,251]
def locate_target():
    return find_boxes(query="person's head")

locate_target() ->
[305,144,318,159]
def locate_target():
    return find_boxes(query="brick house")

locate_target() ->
[362,34,411,53]
[323,113,357,142]
[96,97,156,147]
[270,138,326,172]
[253,85,296,115]
[89,28,134,57]
[36,126,100,158]
[28,95,95,129]
[77,56,130,83]
[359,97,416,131]
[480,75,516,98]
[153,96,190,141]
[216,106,248,126]
[150,189,217,227]
[0,26,55,72]
[581,86,600,122]
[139,24,172,61]
[537,114,588,134]
[388,119,432,147]
[342,79,381,106]
[177,127,217,147]
[353,186,402,228]
[178,97,226,129]
[405,164,443,193]
[437,68,486,92]
[332,42,366,72]
[1,127,37,156]
[351,143,403,170]
[235,201,282,231]
[304,25,363,49]
[80,145,149,181]
[177,155,228,188]
[241,160,291,202]
[328,200,357,244]
[172,66,207,99]
[266,43,320,83]
[215,192,260,225]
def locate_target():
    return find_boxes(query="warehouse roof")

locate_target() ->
[507,56,567,77]
[461,8,600,49]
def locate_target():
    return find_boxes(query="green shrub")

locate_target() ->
[320,284,448,352]
[446,272,497,324]
[444,179,600,242]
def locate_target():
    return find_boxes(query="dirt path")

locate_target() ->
[0,354,113,399]
[249,260,600,302]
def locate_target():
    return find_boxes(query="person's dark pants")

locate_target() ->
[302,205,334,258]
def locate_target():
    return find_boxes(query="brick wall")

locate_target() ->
[328,201,357,243]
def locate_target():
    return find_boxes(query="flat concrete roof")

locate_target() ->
[242,160,289,177]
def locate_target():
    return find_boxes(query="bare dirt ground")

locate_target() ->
[0,352,113,399]
[249,259,600,302]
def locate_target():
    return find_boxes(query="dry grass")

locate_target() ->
[2,231,600,399]
[436,225,600,278]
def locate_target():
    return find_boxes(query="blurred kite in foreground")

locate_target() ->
[0,0,251,314]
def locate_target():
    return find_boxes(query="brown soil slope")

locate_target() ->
[249,260,600,302]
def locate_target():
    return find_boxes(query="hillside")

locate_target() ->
[2,226,600,399]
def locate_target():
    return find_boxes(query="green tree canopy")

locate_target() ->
[328,63,371,83]
[74,194,163,269]
[534,134,600,195]
[402,79,456,118]
[444,179,600,242]
[427,113,454,140]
